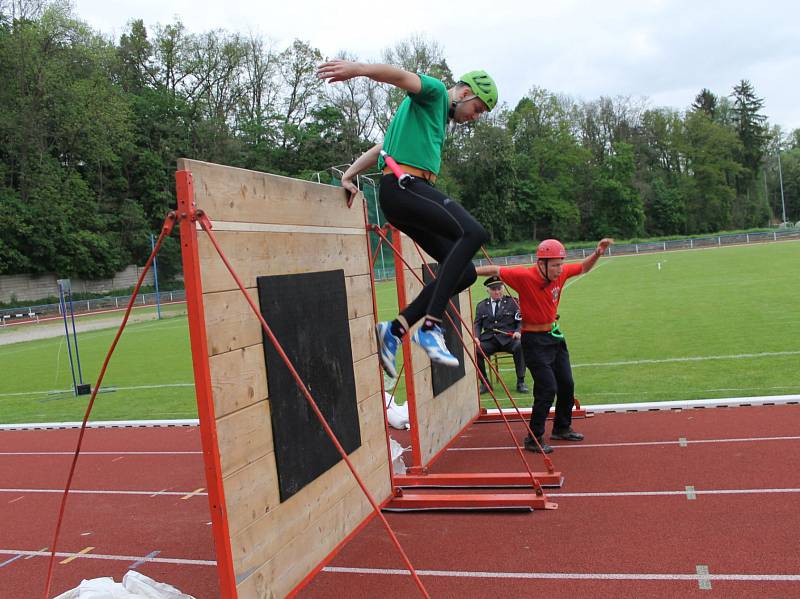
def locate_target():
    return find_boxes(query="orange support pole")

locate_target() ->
[391,226,424,473]
[176,170,237,598]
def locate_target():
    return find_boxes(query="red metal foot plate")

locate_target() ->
[383,491,558,511]
[394,472,563,488]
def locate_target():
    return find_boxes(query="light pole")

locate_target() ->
[777,150,787,225]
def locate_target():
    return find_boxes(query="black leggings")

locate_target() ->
[379,174,488,326]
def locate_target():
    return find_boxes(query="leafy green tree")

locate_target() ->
[683,110,742,232]
[590,142,644,238]
[447,118,516,243]
[692,88,717,118]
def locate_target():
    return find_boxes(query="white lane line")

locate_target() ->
[0,451,202,456]
[322,566,800,582]
[0,383,193,399]
[26,547,46,559]
[548,488,800,498]
[0,488,207,497]
[450,435,800,451]
[4,486,795,500]
[0,419,199,431]
[0,548,214,566]
[572,351,800,368]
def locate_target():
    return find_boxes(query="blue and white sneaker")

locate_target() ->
[375,321,400,378]
[412,324,459,368]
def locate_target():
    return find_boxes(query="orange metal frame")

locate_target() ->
[176,170,238,598]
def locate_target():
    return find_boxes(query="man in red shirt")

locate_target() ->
[476,237,613,453]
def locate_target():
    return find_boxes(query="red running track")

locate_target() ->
[2,405,799,598]
[300,405,800,598]
[0,426,217,598]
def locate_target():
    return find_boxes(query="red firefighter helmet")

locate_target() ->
[536,239,566,259]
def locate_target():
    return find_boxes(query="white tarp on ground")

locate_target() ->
[54,570,194,599]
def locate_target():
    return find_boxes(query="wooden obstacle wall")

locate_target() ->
[398,232,478,465]
[178,159,390,598]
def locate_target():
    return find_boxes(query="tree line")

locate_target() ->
[1,2,798,280]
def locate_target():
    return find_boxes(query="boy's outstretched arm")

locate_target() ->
[317,60,421,94]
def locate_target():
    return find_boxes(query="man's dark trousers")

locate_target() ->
[522,332,575,438]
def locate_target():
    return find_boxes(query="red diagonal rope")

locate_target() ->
[43,212,177,599]
[196,213,430,598]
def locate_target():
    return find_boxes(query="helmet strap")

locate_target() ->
[449,94,480,120]
[538,259,552,285]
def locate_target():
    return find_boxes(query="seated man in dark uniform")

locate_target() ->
[473,276,529,394]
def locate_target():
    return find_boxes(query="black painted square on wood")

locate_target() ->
[422,264,466,396]
[256,270,361,502]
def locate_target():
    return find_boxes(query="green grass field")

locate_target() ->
[1,242,798,423]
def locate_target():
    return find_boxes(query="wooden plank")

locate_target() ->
[203,275,373,357]
[178,158,362,229]
[231,394,387,576]
[217,400,272,479]
[209,344,268,419]
[202,288,261,356]
[349,314,376,363]
[419,374,477,464]
[222,451,280,538]
[344,274,374,321]
[353,354,382,406]
[234,465,389,597]
[197,231,369,294]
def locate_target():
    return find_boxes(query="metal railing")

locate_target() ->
[1,290,187,325]
[473,229,800,267]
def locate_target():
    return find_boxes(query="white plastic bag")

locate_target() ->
[54,570,195,599]
[389,437,409,475]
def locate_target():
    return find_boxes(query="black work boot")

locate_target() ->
[516,380,529,393]
[551,428,584,441]
[523,435,553,454]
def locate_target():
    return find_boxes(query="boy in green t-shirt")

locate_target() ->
[317,60,498,378]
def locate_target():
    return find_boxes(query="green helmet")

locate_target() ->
[459,70,498,111]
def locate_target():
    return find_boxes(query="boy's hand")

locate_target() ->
[317,60,362,83]
[341,175,360,208]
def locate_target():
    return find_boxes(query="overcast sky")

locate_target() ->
[73,0,800,133]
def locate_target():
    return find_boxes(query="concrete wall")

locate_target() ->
[0,266,155,303]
